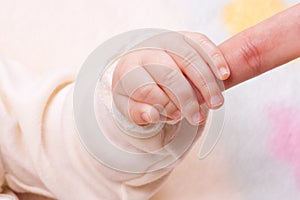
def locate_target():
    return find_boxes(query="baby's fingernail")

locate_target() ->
[141,112,152,123]
[219,67,230,79]
[192,112,203,125]
[210,95,223,108]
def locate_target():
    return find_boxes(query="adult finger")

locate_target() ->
[220,3,300,89]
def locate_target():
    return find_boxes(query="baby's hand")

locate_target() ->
[112,32,230,126]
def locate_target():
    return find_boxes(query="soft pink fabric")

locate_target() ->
[268,104,300,188]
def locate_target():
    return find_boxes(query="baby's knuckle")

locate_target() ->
[181,53,199,71]
[197,37,211,48]
[210,51,223,60]
[163,69,180,87]
[183,96,198,111]
[133,84,156,102]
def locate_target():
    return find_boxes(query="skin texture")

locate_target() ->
[113,34,230,125]
[113,3,300,126]
[221,3,300,89]
[13,2,300,200]
[110,5,300,197]
[0,1,299,199]
[151,3,300,200]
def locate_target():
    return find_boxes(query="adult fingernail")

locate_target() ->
[210,95,223,108]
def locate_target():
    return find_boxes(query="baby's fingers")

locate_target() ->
[113,51,180,125]
[182,32,230,80]
[136,31,227,110]
[168,46,225,109]
[114,94,160,125]
[113,49,203,125]
[143,64,204,125]
[113,72,180,124]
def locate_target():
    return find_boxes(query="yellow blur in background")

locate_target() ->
[224,0,287,34]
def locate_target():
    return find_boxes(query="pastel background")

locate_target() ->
[0,0,299,199]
